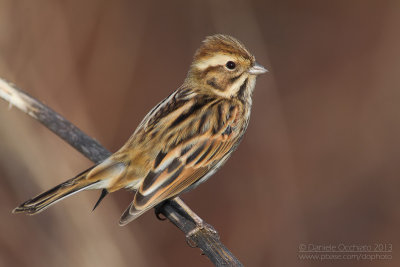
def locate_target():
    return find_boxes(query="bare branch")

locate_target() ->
[0,78,243,266]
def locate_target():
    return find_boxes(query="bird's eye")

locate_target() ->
[225,61,236,70]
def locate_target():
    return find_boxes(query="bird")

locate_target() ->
[13,34,267,226]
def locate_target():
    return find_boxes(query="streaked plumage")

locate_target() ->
[13,34,267,225]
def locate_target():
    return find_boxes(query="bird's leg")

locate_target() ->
[172,197,220,247]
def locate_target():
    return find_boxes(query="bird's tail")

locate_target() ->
[13,166,98,215]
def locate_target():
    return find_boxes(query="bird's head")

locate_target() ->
[185,34,267,100]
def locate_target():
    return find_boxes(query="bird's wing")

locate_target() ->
[119,98,241,225]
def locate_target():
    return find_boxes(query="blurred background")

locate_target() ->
[0,0,399,266]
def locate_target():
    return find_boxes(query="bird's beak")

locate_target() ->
[248,62,268,75]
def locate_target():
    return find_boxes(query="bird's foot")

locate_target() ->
[154,204,167,221]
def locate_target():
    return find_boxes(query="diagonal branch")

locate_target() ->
[0,78,243,267]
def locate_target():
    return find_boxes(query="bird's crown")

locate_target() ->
[193,34,255,63]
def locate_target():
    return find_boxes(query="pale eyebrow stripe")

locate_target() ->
[194,54,233,70]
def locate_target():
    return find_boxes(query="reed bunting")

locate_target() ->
[13,34,267,225]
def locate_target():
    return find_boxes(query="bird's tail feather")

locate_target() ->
[13,166,98,215]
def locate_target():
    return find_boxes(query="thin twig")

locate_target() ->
[0,78,243,266]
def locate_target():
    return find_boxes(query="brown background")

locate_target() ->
[0,1,399,266]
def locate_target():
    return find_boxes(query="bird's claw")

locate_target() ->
[154,206,167,221]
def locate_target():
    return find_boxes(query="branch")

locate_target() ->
[0,78,243,267]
